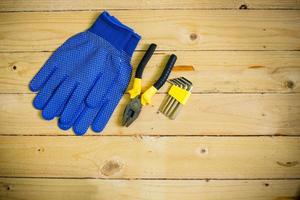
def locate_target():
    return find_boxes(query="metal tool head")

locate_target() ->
[167,79,176,85]
[177,77,192,91]
[168,77,182,85]
[176,77,187,89]
[122,97,142,127]
[179,77,193,90]
[180,77,192,85]
[163,77,191,118]
[170,78,182,86]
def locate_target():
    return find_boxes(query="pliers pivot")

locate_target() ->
[122,43,177,127]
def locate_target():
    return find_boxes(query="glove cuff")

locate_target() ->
[88,11,141,57]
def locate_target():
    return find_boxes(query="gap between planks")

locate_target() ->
[0,0,299,11]
[0,176,300,180]
[1,134,300,137]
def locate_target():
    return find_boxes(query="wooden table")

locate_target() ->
[0,1,299,199]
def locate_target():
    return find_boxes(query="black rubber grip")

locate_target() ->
[153,54,177,90]
[135,43,157,79]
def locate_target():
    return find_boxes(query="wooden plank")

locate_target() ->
[0,179,299,200]
[0,136,299,178]
[0,0,299,11]
[0,10,299,51]
[1,51,299,93]
[0,94,299,136]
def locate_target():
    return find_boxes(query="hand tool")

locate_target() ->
[159,77,192,120]
[164,78,187,117]
[168,77,193,119]
[122,45,177,127]
[159,78,182,115]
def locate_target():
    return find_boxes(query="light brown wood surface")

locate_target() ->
[0,179,299,200]
[0,0,299,199]
[1,51,299,93]
[0,94,299,135]
[0,136,299,178]
[1,0,300,11]
[0,10,300,52]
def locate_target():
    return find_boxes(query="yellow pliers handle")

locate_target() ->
[141,54,177,105]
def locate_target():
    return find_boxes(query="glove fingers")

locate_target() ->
[29,62,56,92]
[92,92,123,132]
[92,100,117,133]
[42,79,77,120]
[86,70,116,108]
[73,107,100,135]
[92,61,131,132]
[58,120,72,131]
[56,102,66,117]
[33,70,67,110]
[59,85,89,124]
[58,103,85,131]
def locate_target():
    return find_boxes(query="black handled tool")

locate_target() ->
[127,43,157,99]
[135,43,157,79]
[122,49,177,127]
[153,54,177,90]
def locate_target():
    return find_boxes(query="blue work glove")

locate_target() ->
[58,62,132,135]
[29,11,140,133]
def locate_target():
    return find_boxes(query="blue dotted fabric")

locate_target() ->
[30,31,133,135]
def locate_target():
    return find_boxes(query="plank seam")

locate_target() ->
[1,92,300,95]
[0,176,299,180]
[1,8,300,13]
[1,50,300,53]
[1,134,300,137]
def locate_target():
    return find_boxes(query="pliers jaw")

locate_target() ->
[121,43,177,127]
[122,97,142,127]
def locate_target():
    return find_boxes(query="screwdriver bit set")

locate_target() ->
[159,77,193,120]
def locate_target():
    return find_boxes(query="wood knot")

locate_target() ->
[37,147,45,152]
[264,183,269,187]
[200,148,207,154]
[3,185,11,191]
[248,65,265,69]
[239,4,248,9]
[100,160,122,176]
[190,33,198,41]
[284,80,294,89]
[196,147,208,155]
[276,161,298,167]
[10,64,17,71]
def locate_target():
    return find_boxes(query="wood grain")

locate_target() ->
[0,1,299,198]
[0,94,299,136]
[0,136,299,178]
[0,178,299,200]
[0,0,299,11]
[1,51,299,93]
[0,10,299,51]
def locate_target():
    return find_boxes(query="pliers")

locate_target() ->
[122,43,177,127]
